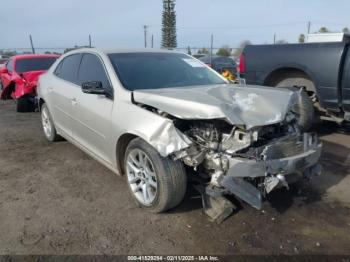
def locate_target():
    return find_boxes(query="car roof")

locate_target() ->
[64,47,185,56]
[103,48,184,54]
[12,54,60,60]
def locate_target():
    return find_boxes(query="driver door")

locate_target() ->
[70,53,115,164]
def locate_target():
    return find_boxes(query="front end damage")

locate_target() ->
[132,85,322,222]
[0,71,42,100]
[172,120,321,222]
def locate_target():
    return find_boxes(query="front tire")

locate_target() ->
[41,103,60,142]
[275,78,315,131]
[16,95,33,112]
[124,138,187,213]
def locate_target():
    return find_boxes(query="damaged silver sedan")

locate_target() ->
[38,49,322,222]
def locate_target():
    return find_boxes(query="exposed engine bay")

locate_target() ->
[132,85,322,223]
[172,117,321,222]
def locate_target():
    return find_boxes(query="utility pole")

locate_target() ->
[143,25,148,48]
[306,21,311,42]
[29,34,35,54]
[273,34,276,44]
[89,34,92,47]
[210,34,213,65]
[151,34,154,48]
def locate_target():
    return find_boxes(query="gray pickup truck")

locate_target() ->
[240,42,350,124]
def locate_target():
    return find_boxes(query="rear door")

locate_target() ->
[49,54,82,137]
[71,53,114,164]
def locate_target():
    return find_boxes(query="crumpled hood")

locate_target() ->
[133,84,297,129]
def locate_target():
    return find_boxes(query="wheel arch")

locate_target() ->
[38,97,46,111]
[263,67,317,93]
[0,81,15,99]
[116,133,138,176]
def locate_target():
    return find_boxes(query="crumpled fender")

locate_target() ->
[115,100,192,158]
[0,72,21,99]
[11,71,43,99]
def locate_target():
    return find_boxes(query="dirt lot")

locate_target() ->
[0,100,350,255]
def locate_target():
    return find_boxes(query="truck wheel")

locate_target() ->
[275,78,315,131]
[275,76,315,94]
[16,95,32,112]
[124,138,187,213]
[41,103,61,142]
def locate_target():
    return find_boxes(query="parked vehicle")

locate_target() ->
[199,55,237,76]
[192,54,206,59]
[38,49,321,222]
[0,55,10,66]
[240,42,350,124]
[0,54,59,112]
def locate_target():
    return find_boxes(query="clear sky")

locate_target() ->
[1,0,349,51]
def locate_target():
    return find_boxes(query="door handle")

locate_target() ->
[71,98,78,106]
[48,86,54,93]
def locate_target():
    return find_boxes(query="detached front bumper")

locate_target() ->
[217,133,322,209]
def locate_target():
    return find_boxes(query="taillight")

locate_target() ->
[239,53,245,73]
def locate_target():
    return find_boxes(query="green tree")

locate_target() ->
[298,34,305,43]
[216,45,231,57]
[187,46,192,55]
[233,40,251,58]
[319,27,330,33]
[161,0,177,48]
[343,27,350,34]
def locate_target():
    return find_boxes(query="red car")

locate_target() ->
[0,54,59,112]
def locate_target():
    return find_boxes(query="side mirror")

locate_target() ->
[81,81,106,95]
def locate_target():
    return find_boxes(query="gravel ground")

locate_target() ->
[0,100,349,255]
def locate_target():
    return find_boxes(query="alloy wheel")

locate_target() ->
[41,107,52,139]
[125,148,158,206]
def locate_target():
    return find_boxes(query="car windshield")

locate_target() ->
[108,52,227,91]
[16,57,58,73]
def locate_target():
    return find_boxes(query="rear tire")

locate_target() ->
[41,103,60,142]
[124,138,187,213]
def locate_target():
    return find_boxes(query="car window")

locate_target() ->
[215,57,234,64]
[7,59,14,73]
[77,54,110,89]
[55,54,82,84]
[16,57,57,73]
[108,52,226,91]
